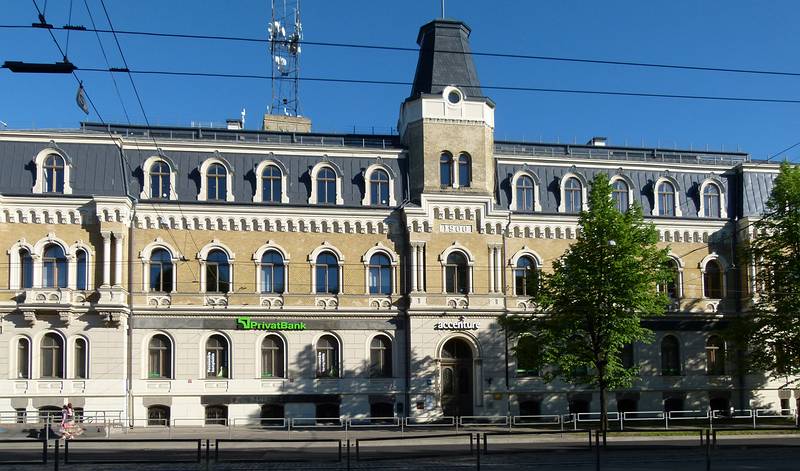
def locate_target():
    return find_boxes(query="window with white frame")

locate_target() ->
[19,248,33,289]
[370,170,390,206]
[148,334,172,379]
[369,335,392,378]
[205,250,231,293]
[17,337,31,379]
[40,333,64,379]
[706,335,726,375]
[261,335,285,378]
[205,334,229,378]
[703,183,721,218]
[660,335,681,376]
[74,337,88,379]
[514,256,538,296]
[76,249,88,290]
[33,149,72,195]
[516,175,535,211]
[315,251,340,294]
[563,177,583,213]
[445,251,469,294]
[199,157,234,202]
[150,161,171,199]
[316,335,340,378]
[658,258,681,299]
[703,259,724,299]
[260,250,285,294]
[308,162,343,205]
[368,253,392,295]
[612,179,630,212]
[657,181,676,216]
[149,249,174,293]
[42,244,67,288]
[261,165,283,203]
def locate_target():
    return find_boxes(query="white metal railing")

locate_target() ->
[0,410,123,425]
[512,414,561,426]
[231,417,286,428]
[403,416,456,427]
[458,415,510,427]
[289,417,344,429]
[347,416,401,428]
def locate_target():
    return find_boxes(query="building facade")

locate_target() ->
[0,18,796,425]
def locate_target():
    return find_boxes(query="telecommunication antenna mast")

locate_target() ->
[267,0,302,116]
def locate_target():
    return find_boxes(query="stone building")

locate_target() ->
[0,18,795,425]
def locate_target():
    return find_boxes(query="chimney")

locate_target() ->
[226,119,243,130]
[587,137,607,147]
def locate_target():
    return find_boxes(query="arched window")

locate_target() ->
[42,244,67,288]
[515,335,539,377]
[148,334,172,379]
[76,249,88,290]
[316,335,339,378]
[41,333,63,378]
[369,335,392,378]
[458,153,471,187]
[703,184,721,218]
[658,259,680,299]
[317,167,337,205]
[660,335,681,376]
[205,335,229,378]
[19,248,33,289]
[516,175,535,212]
[17,338,30,379]
[43,154,65,193]
[657,181,676,216]
[315,251,340,294]
[445,252,469,294]
[206,250,230,293]
[260,251,285,294]
[706,335,726,375]
[147,405,170,426]
[206,163,228,201]
[74,337,87,379]
[262,165,283,203]
[205,405,228,425]
[440,153,453,187]
[150,160,171,199]
[564,177,582,213]
[514,256,538,297]
[612,180,629,212]
[704,260,723,299]
[261,335,285,378]
[368,253,392,295]
[150,249,174,293]
[370,170,390,206]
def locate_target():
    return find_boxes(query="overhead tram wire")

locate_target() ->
[5,23,800,79]
[67,68,800,105]
[94,0,204,272]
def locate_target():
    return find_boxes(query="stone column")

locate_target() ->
[113,232,124,287]
[410,244,418,292]
[101,231,111,287]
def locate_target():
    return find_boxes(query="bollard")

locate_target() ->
[347,439,351,471]
[705,429,711,471]
[53,439,58,471]
[476,436,481,471]
[595,430,600,471]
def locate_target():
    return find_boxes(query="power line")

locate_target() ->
[5,23,800,79]
[66,67,800,105]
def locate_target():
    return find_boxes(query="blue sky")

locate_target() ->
[2,1,800,159]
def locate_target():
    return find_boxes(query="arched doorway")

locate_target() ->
[440,338,474,417]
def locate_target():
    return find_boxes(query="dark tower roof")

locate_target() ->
[409,19,483,100]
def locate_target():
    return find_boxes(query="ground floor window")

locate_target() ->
[205,405,228,425]
[519,400,541,416]
[709,396,730,413]
[147,405,170,426]
[568,398,590,415]
[260,404,284,426]
[315,403,340,425]
[369,402,394,419]
[38,406,61,424]
[616,398,637,413]
[663,396,684,412]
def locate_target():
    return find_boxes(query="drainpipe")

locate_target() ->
[503,212,512,416]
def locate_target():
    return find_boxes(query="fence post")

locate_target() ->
[483,432,488,454]
[476,435,481,471]
[53,439,58,471]
[347,439,351,471]
[705,429,711,471]
[753,410,757,429]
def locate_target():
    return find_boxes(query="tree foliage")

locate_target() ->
[741,162,800,382]
[504,174,671,429]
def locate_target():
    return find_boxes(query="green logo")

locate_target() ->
[236,317,306,331]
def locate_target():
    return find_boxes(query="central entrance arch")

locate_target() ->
[440,338,474,417]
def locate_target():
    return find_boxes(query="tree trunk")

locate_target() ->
[599,384,608,446]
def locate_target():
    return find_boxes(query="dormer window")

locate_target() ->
[564,177,582,213]
[370,170,390,206]
[309,162,344,205]
[207,164,227,201]
[262,165,282,203]
[150,161,171,200]
[43,155,65,193]
[658,181,676,216]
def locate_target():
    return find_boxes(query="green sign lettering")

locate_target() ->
[236,317,306,331]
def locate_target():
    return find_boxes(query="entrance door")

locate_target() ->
[440,338,474,417]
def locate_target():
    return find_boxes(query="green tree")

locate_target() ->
[504,174,671,441]
[740,162,800,384]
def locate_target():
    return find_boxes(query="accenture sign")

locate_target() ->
[434,316,480,331]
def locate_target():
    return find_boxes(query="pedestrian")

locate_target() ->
[60,405,73,440]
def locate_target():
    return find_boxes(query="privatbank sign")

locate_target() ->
[434,316,480,331]
[236,317,307,331]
